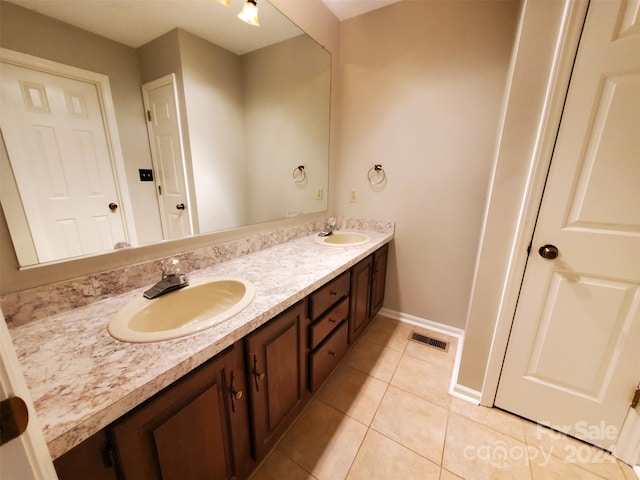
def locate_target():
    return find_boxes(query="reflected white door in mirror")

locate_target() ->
[0,49,136,265]
[142,74,193,240]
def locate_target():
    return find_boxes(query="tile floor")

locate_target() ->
[249,315,638,480]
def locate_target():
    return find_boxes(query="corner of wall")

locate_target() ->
[455,0,589,401]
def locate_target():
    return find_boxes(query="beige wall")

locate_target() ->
[178,30,248,233]
[140,30,329,232]
[335,1,520,329]
[271,0,341,216]
[242,34,331,222]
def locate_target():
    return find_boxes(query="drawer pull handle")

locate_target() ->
[328,318,337,323]
[229,370,243,413]
[252,355,266,392]
[232,389,243,400]
[329,290,338,296]
[328,351,336,356]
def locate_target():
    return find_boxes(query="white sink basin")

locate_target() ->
[108,277,255,343]
[315,231,371,247]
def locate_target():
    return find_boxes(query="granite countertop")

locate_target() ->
[8,230,393,459]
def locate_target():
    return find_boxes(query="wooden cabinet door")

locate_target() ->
[245,300,308,460]
[227,342,254,479]
[370,244,389,319]
[54,430,117,480]
[110,347,236,480]
[349,255,372,343]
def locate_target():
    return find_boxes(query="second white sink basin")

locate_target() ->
[108,277,255,343]
[315,231,371,247]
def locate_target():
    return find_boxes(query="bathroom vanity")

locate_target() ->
[9,228,391,479]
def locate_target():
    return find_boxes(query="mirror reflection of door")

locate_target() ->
[0,61,129,263]
[142,74,193,240]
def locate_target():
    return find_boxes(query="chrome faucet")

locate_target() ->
[143,258,189,299]
[318,217,337,237]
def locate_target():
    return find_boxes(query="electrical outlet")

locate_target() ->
[315,188,323,200]
[350,189,358,203]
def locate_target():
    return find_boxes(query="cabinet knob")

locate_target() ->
[329,290,338,296]
[328,351,336,356]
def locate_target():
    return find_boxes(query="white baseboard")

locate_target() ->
[377,308,480,405]
[377,308,464,339]
[449,383,482,405]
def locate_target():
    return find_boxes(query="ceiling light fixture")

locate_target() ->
[237,0,260,26]
[216,0,230,6]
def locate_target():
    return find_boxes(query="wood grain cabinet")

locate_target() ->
[55,342,252,480]
[54,430,117,480]
[349,256,373,344]
[244,300,309,460]
[370,243,389,319]
[308,271,351,392]
[349,244,389,344]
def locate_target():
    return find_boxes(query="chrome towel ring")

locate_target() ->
[292,165,307,183]
[368,164,386,186]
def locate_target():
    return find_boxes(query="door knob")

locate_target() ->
[1,396,29,446]
[108,202,118,211]
[176,203,185,210]
[538,244,559,259]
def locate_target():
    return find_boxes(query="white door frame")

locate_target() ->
[0,48,138,249]
[479,0,640,464]
[0,311,57,478]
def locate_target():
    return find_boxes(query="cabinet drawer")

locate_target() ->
[309,321,348,392]
[310,271,350,320]
[309,297,348,349]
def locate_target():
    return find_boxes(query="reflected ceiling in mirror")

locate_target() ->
[0,0,331,267]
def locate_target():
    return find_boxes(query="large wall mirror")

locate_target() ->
[0,0,331,267]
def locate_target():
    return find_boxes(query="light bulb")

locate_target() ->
[238,0,260,26]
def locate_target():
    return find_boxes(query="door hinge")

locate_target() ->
[527,242,532,256]
[100,441,116,469]
[158,185,162,195]
[631,384,640,410]
[147,109,152,122]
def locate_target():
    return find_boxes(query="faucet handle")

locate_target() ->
[160,257,181,278]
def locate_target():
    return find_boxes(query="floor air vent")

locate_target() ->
[409,332,449,352]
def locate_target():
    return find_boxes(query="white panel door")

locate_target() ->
[0,62,127,263]
[496,0,640,452]
[142,75,192,240]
